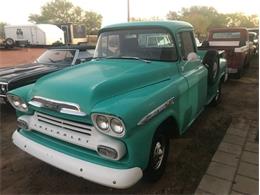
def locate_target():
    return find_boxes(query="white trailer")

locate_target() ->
[4,24,65,47]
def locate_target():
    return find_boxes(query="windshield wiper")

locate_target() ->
[93,56,116,60]
[120,56,151,63]
[93,56,151,63]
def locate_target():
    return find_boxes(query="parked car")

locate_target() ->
[200,27,250,78]
[0,45,95,103]
[8,21,227,189]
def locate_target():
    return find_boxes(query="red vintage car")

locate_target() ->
[205,27,250,78]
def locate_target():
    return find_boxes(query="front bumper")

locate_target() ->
[12,130,143,189]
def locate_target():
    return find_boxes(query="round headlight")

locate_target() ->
[96,115,109,130]
[7,94,28,112]
[110,118,124,134]
[14,100,21,107]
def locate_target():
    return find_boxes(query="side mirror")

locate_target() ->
[187,52,199,62]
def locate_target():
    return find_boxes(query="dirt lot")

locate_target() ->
[0,49,258,194]
[0,48,46,67]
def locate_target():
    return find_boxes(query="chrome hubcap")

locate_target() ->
[152,141,165,170]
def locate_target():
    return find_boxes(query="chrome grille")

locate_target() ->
[29,112,97,150]
[36,112,92,136]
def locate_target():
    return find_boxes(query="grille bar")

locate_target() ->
[36,112,92,135]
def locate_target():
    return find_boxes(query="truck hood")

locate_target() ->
[0,63,60,83]
[29,59,172,112]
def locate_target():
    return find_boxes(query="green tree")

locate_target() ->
[166,11,181,20]
[226,13,259,27]
[28,0,102,34]
[167,6,224,39]
[166,6,259,39]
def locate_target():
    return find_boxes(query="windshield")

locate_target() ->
[36,49,76,65]
[94,28,177,61]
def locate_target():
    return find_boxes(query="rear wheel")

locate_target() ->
[5,38,14,48]
[144,128,169,182]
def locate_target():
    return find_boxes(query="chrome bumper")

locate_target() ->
[12,130,143,189]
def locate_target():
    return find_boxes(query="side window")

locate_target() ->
[178,31,196,60]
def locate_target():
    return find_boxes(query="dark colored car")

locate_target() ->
[0,45,95,103]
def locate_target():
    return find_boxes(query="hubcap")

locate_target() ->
[7,39,12,44]
[152,141,165,170]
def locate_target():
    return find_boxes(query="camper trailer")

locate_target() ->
[4,24,65,47]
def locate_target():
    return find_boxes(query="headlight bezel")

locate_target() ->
[7,94,28,112]
[91,113,126,137]
[0,82,8,95]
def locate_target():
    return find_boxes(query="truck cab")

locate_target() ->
[202,27,250,78]
[8,21,227,189]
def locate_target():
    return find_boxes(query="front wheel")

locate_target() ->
[143,128,169,182]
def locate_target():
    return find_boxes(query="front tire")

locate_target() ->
[144,128,169,182]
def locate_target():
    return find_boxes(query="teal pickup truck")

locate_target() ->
[8,21,227,189]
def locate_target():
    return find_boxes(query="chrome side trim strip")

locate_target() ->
[137,97,175,126]
[28,96,87,116]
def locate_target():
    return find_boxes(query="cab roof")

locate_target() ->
[99,20,193,34]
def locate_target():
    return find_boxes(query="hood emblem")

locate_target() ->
[28,96,86,116]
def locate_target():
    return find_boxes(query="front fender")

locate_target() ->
[114,107,178,170]
[91,80,181,170]
[91,78,181,137]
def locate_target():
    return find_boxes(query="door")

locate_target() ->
[61,25,71,44]
[177,31,207,121]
